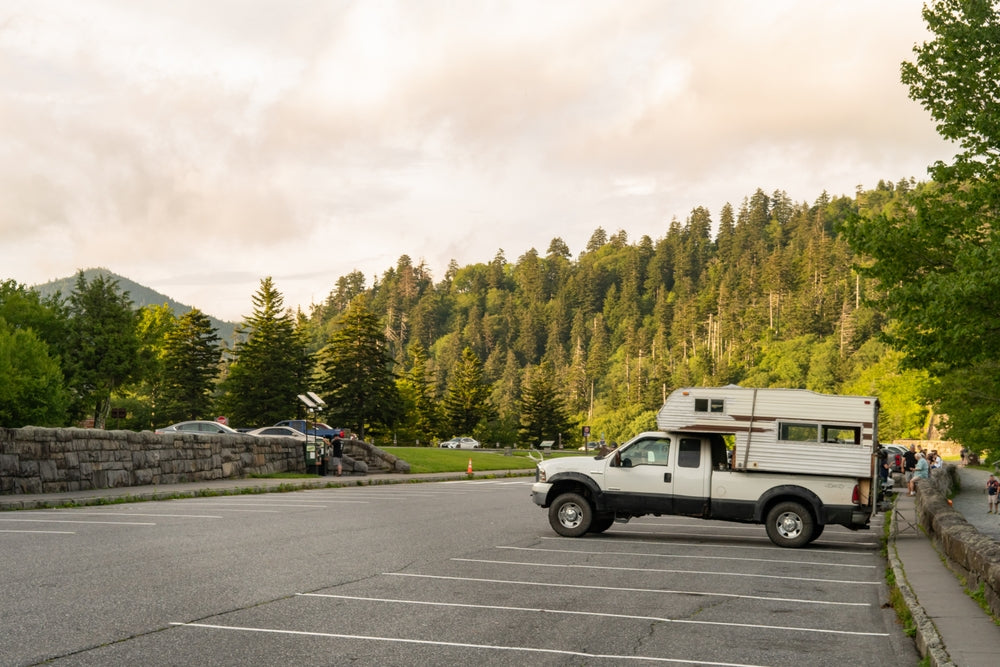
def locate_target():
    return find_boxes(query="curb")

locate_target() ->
[0,470,537,511]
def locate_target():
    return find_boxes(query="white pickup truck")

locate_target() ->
[531,386,887,548]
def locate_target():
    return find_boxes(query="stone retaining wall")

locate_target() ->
[917,465,1000,618]
[0,427,305,495]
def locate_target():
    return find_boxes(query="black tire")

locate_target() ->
[548,492,593,537]
[807,523,825,543]
[588,513,615,534]
[764,501,814,548]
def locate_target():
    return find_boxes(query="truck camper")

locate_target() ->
[531,386,887,547]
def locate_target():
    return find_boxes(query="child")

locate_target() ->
[987,474,999,513]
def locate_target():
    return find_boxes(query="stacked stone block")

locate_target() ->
[0,427,305,495]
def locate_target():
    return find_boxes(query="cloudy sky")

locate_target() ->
[1,0,953,322]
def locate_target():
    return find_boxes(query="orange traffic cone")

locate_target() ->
[467,458,473,475]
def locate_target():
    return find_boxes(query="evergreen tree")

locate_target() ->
[395,342,439,444]
[442,346,492,436]
[316,297,401,440]
[65,271,142,427]
[519,361,575,448]
[219,278,308,427]
[161,308,221,421]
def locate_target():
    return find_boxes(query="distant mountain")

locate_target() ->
[32,268,238,342]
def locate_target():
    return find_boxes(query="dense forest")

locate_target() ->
[0,181,931,449]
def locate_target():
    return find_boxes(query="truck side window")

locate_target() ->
[678,438,701,468]
[622,438,670,467]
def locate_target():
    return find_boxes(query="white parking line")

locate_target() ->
[385,572,869,606]
[542,536,874,556]
[453,558,878,585]
[0,518,155,526]
[500,545,876,569]
[0,529,76,534]
[170,622,770,666]
[611,529,879,547]
[189,502,336,509]
[300,592,888,636]
[24,511,224,519]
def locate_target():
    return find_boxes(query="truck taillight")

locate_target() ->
[852,485,860,504]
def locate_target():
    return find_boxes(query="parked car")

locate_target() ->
[155,420,240,435]
[882,443,908,473]
[274,420,346,439]
[246,426,308,440]
[440,436,480,449]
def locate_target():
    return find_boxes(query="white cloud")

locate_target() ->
[0,0,952,321]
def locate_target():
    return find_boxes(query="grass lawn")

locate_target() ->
[381,446,589,474]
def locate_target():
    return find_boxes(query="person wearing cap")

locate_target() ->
[326,432,344,476]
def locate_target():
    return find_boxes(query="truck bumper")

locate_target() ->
[531,482,552,507]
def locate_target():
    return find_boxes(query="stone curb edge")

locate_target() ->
[0,470,538,511]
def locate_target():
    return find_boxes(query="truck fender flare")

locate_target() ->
[545,472,605,508]
[753,485,824,525]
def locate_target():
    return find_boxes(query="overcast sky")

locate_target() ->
[1,0,953,322]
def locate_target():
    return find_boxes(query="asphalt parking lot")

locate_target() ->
[2,479,917,666]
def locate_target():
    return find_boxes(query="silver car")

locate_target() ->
[154,420,240,435]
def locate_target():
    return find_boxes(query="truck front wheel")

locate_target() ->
[548,492,593,537]
[765,501,814,548]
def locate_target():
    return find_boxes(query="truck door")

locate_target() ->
[603,436,674,514]
[672,437,710,517]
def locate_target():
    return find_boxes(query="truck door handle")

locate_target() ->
[664,472,671,483]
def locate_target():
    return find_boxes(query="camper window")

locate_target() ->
[694,398,725,413]
[779,422,819,442]
[822,425,861,444]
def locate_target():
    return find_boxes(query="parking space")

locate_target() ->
[158,498,895,666]
[5,481,912,666]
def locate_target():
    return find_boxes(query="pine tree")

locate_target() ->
[219,278,309,427]
[161,309,221,421]
[519,361,575,448]
[442,346,492,437]
[65,271,142,427]
[316,297,401,440]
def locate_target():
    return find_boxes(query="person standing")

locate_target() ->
[988,475,1000,513]
[903,445,918,485]
[328,431,344,477]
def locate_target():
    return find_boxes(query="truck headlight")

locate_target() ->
[537,467,546,483]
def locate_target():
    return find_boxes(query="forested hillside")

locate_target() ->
[301,182,928,447]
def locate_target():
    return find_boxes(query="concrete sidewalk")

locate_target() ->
[889,467,1000,667]
[3,466,999,665]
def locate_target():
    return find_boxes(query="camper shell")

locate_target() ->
[658,385,878,477]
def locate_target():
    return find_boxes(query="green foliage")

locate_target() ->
[219,278,311,428]
[442,347,493,437]
[160,308,221,422]
[519,361,576,447]
[64,271,143,427]
[0,317,69,426]
[316,297,402,440]
[843,1,1000,454]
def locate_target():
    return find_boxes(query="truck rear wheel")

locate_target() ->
[548,492,593,537]
[765,501,814,548]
